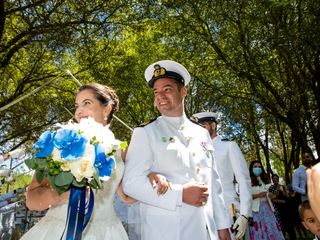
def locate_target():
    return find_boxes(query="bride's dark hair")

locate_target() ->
[77,83,119,124]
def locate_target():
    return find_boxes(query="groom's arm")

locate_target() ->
[122,127,183,211]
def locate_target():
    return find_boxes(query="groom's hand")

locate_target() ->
[182,182,209,207]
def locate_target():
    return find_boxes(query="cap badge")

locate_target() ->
[153,64,166,77]
[191,116,199,122]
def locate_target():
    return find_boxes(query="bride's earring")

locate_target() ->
[104,115,108,121]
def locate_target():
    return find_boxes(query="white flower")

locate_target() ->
[69,157,95,182]
[68,143,95,182]
[52,148,63,162]
[61,162,71,171]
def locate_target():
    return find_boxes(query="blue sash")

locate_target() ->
[61,186,94,240]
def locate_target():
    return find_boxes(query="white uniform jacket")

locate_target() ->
[212,136,252,220]
[123,115,229,240]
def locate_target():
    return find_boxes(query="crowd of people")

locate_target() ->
[1,60,320,240]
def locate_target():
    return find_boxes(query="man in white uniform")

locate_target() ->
[123,60,231,240]
[192,112,252,239]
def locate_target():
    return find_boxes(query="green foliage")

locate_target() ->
[90,171,103,190]
[54,172,74,187]
[1,0,319,183]
[89,136,100,146]
[144,0,320,182]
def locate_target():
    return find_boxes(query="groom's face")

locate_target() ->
[153,78,187,117]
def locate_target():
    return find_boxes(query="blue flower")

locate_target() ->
[54,129,87,160]
[94,144,115,178]
[33,131,55,158]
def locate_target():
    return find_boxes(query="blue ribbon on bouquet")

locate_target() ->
[60,186,94,240]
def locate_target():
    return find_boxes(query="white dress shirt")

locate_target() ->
[292,165,308,201]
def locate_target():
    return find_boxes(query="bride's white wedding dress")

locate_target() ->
[21,156,128,240]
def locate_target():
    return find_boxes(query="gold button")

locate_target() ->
[196,166,201,174]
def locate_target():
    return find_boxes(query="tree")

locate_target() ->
[1,0,319,183]
[0,0,130,150]
[140,0,320,179]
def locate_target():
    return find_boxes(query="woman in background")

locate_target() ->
[270,174,297,239]
[249,160,284,240]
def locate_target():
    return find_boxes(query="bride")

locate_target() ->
[21,83,135,240]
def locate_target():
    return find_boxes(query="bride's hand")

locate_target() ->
[26,176,70,211]
[148,172,171,195]
[59,190,70,202]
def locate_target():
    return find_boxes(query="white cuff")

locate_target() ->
[173,184,183,206]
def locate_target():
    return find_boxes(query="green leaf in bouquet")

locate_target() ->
[47,174,56,187]
[77,129,84,135]
[36,158,49,168]
[90,136,100,145]
[48,175,70,195]
[89,179,99,190]
[72,178,86,188]
[92,170,103,190]
[55,172,73,186]
[107,149,116,157]
[35,169,47,183]
[53,184,69,195]
[89,177,103,191]
[25,158,36,169]
[47,159,63,176]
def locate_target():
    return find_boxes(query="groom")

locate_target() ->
[123,60,231,240]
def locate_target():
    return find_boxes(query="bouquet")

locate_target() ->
[25,117,127,239]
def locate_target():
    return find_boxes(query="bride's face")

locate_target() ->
[75,89,110,125]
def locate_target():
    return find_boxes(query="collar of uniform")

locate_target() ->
[162,114,187,129]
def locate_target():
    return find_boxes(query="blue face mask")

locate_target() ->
[253,167,262,176]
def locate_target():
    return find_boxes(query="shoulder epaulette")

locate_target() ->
[137,118,157,127]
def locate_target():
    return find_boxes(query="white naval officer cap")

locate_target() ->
[192,112,218,123]
[144,60,191,87]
